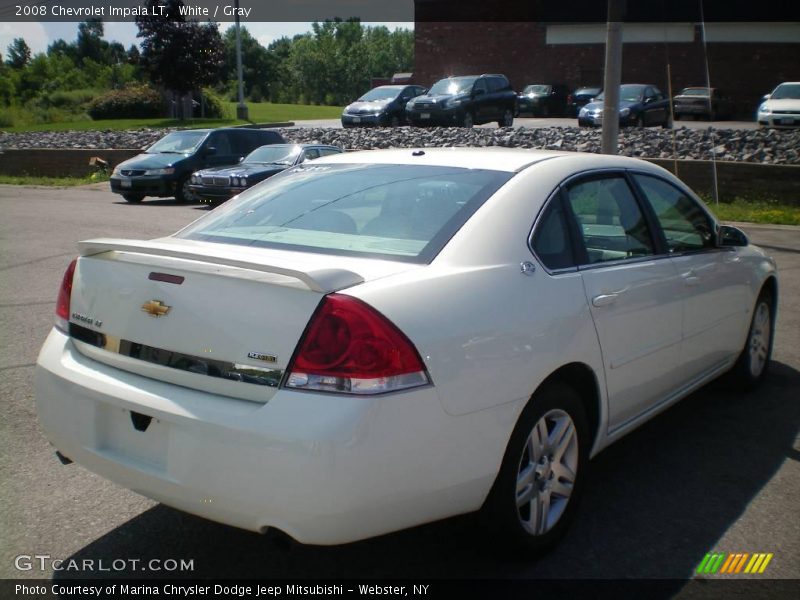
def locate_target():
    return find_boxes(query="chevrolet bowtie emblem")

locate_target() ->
[141,300,171,317]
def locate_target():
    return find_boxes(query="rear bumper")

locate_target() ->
[341,113,389,127]
[35,329,497,544]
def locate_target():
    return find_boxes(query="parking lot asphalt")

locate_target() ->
[0,184,797,587]
[293,117,760,130]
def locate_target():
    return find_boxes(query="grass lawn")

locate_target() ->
[703,198,800,226]
[0,174,109,186]
[4,102,343,133]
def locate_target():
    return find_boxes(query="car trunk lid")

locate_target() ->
[67,237,416,403]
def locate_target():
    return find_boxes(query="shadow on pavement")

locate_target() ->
[54,361,799,585]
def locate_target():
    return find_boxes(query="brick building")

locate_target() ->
[412,1,800,117]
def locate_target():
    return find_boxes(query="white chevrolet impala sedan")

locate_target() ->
[35,148,777,551]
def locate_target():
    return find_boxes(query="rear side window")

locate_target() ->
[531,196,575,271]
[633,174,715,253]
[179,164,512,263]
[565,176,655,264]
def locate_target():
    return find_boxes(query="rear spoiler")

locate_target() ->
[78,238,364,293]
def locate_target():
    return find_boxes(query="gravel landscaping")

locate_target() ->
[1,125,799,164]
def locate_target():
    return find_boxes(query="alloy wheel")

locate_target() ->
[515,408,578,535]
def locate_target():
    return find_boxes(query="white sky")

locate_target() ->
[0,21,413,58]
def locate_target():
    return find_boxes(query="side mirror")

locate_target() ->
[204,146,217,156]
[473,88,486,97]
[762,94,770,102]
[644,96,654,105]
[718,225,749,247]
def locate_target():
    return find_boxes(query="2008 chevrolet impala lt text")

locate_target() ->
[35,148,777,551]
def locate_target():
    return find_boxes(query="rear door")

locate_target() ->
[563,173,684,431]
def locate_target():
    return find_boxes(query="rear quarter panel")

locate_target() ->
[347,159,608,424]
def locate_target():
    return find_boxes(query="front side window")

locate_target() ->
[564,176,655,264]
[178,164,512,263]
[633,174,715,253]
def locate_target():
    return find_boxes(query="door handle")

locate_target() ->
[592,293,620,307]
[682,270,701,286]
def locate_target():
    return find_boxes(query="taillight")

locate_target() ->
[55,258,77,333]
[285,294,430,395]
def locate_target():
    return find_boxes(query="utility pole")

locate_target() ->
[601,0,625,155]
[235,0,249,121]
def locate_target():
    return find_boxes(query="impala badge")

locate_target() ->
[248,351,278,364]
[141,300,171,318]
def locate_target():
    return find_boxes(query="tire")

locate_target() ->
[728,289,775,391]
[634,114,645,128]
[662,114,673,129]
[481,382,589,553]
[389,115,400,127]
[462,111,474,128]
[122,193,144,203]
[175,175,198,203]
[498,108,514,128]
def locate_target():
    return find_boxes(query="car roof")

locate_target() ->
[311,147,658,174]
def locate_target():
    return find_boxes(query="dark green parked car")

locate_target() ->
[109,128,285,203]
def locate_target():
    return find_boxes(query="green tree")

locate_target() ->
[221,26,276,101]
[77,18,106,63]
[5,38,31,69]
[136,0,225,112]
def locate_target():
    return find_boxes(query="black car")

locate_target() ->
[405,74,517,128]
[578,84,672,128]
[341,85,427,127]
[567,87,601,117]
[516,84,569,116]
[188,144,343,205]
[110,128,285,203]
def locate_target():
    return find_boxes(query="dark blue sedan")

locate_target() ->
[577,84,672,128]
[189,144,343,205]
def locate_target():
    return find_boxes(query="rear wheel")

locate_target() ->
[498,108,514,128]
[482,382,589,553]
[121,193,144,203]
[728,289,774,390]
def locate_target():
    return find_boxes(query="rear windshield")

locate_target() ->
[178,164,512,263]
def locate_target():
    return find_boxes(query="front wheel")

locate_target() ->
[481,382,589,553]
[462,111,474,128]
[498,108,514,128]
[175,175,198,203]
[728,289,775,390]
[662,114,673,129]
[122,193,144,203]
